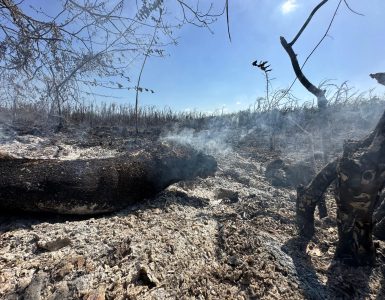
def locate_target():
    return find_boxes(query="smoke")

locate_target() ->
[161,126,232,156]
[161,99,385,166]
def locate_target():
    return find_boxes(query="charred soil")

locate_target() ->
[1,123,385,299]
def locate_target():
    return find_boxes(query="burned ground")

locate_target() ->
[1,105,385,299]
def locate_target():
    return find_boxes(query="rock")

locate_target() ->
[73,275,94,297]
[227,255,241,266]
[36,236,72,252]
[265,159,289,187]
[50,281,70,300]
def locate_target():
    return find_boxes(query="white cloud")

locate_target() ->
[280,0,298,14]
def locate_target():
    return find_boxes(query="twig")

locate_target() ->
[343,0,364,16]
[225,0,231,42]
[135,9,162,134]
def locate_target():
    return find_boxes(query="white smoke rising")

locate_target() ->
[161,100,385,168]
[161,127,232,156]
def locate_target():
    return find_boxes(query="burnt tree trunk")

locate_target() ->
[0,143,217,215]
[297,111,385,265]
[334,117,385,265]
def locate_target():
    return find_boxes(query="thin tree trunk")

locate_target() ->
[135,11,161,134]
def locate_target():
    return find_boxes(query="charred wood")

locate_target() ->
[280,36,328,109]
[296,111,385,266]
[0,143,217,215]
[296,159,337,237]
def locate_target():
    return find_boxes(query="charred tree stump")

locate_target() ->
[334,129,385,265]
[0,142,217,215]
[296,111,385,266]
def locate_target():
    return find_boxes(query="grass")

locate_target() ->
[0,86,384,145]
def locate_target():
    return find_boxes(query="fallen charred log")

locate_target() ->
[296,110,385,266]
[0,142,217,215]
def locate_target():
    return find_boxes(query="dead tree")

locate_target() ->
[280,0,331,109]
[297,108,385,266]
[280,0,348,218]
[297,73,385,265]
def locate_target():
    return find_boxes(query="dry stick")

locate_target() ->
[135,11,161,134]
[225,0,231,42]
[302,0,342,78]
[280,36,327,107]
[343,0,364,16]
[265,71,269,107]
[264,71,276,149]
[279,0,342,102]
[289,0,329,46]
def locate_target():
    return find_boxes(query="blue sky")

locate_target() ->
[128,0,385,113]
[14,1,385,113]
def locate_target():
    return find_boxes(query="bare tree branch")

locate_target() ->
[289,0,329,46]
[280,36,327,108]
[279,0,343,107]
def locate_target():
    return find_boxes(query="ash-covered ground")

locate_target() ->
[1,104,385,300]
